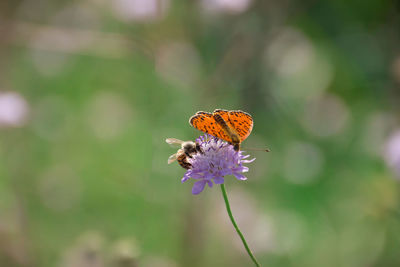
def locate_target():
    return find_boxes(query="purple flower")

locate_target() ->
[182,134,255,194]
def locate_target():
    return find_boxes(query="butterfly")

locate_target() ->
[189,109,253,151]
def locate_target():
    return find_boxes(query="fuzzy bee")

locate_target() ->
[166,138,203,169]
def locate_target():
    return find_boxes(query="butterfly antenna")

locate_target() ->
[241,147,270,152]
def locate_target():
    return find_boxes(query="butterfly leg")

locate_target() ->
[233,143,240,151]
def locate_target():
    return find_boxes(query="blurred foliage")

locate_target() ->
[1,0,400,266]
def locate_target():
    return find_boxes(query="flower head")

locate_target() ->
[182,134,255,194]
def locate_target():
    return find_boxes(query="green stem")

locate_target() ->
[220,184,261,267]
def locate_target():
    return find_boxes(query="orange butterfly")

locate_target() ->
[189,109,254,151]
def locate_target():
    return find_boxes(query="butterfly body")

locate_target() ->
[189,109,253,151]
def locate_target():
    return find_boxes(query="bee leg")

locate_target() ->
[196,143,204,154]
[184,151,193,158]
[178,153,192,169]
[182,163,192,169]
[182,158,192,169]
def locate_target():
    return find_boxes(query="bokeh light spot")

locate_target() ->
[265,28,334,105]
[384,130,400,179]
[112,0,170,22]
[201,0,253,14]
[156,42,202,90]
[283,141,325,184]
[0,92,29,127]
[86,92,134,140]
[37,164,82,211]
[302,93,350,138]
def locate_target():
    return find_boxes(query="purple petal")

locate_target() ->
[182,174,190,183]
[242,158,256,163]
[206,180,213,188]
[234,173,247,180]
[219,170,231,177]
[189,172,206,179]
[240,166,249,173]
[192,180,206,194]
[213,176,225,184]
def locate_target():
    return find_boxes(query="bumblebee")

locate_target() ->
[166,138,202,169]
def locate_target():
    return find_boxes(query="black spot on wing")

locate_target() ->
[196,111,212,117]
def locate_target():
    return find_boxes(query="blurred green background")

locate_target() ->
[1,0,400,266]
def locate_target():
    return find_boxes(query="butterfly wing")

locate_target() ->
[189,111,233,143]
[213,109,253,141]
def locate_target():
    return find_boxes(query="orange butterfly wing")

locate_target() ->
[189,111,233,143]
[213,109,253,141]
